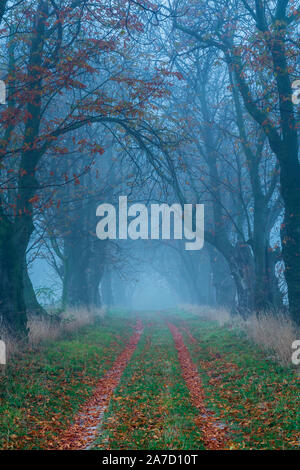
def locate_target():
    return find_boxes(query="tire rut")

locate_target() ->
[55,320,143,450]
[168,322,229,450]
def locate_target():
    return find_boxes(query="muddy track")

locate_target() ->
[168,323,229,450]
[55,321,143,450]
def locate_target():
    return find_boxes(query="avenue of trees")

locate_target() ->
[0,0,299,337]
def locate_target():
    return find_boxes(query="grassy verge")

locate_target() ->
[0,312,134,450]
[1,309,298,450]
[93,315,205,450]
[174,310,299,450]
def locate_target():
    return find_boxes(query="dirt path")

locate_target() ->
[168,323,229,450]
[55,320,143,450]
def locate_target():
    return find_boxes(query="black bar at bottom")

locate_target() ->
[0,448,293,465]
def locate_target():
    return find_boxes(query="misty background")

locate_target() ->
[0,0,299,338]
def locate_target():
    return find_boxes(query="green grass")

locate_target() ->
[171,310,300,450]
[0,313,134,450]
[1,309,298,450]
[93,314,205,450]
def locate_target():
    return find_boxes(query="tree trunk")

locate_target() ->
[230,243,255,315]
[280,163,300,323]
[229,18,300,323]
[265,246,283,309]
[23,264,48,317]
[64,239,90,308]
[0,0,48,336]
[102,269,114,307]
[0,212,28,336]
[208,246,236,308]
[252,199,269,310]
[63,233,105,310]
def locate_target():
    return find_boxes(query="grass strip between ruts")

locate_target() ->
[93,317,206,450]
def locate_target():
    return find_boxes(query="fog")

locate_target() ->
[130,270,180,311]
[0,0,298,337]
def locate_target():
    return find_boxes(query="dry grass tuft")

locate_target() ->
[179,304,232,326]
[181,304,300,367]
[29,306,106,345]
[0,306,107,354]
[27,316,58,345]
[0,327,22,359]
[245,311,299,366]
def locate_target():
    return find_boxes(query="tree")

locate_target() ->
[0,0,173,336]
[170,0,299,321]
